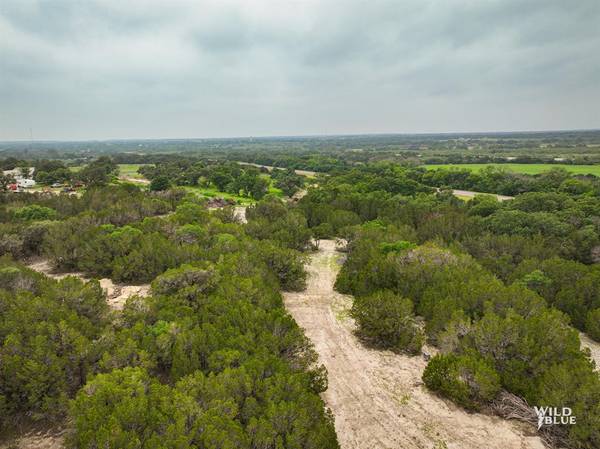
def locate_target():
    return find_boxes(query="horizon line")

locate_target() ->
[1,127,600,144]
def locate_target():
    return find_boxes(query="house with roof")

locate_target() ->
[3,167,36,189]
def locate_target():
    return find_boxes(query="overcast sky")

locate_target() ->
[1,0,599,140]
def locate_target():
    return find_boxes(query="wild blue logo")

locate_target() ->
[534,407,576,429]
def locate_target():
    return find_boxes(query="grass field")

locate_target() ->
[261,174,284,196]
[454,194,473,201]
[69,163,148,178]
[117,164,148,179]
[422,163,600,176]
[70,164,283,201]
[183,186,255,205]
[184,176,283,205]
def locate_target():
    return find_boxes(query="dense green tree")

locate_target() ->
[149,175,171,191]
[0,260,108,423]
[585,308,600,341]
[246,196,312,251]
[77,157,118,186]
[0,174,15,191]
[13,204,57,221]
[272,168,305,197]
[351,290,423,354]
[69,367,195,449]
[423,353,501,410]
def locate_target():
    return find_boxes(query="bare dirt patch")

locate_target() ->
[26,259,149,310]
[235,205,247,223]
[580,332,600,370]
[283,240,545,449]
[100,279,150,310]
[0,424,66,449]
[119,176,150,185]
[451,189,513,201]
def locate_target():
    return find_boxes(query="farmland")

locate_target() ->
[116,163,148,179]
[69,163,148,178]
[423,163,600,176]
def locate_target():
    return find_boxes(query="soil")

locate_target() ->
[451,189,513,201]
[119,176,150,184]
[235,206,247,223]
[236,161,318,177]
[580,332,600,370]
[0,423,66,449]
[283,240,546,449]
[26,259,150,310]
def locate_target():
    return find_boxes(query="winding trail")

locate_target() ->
[283,240,545,449]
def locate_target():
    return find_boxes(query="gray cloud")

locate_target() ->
[1,0,599,140]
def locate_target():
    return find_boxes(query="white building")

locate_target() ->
[17,178,36,188]
[3,167,35,178]
[3,167,36,189]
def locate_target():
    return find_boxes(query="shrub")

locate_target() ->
[256,242,307,291]
[586,308,600,341]
[0,263,107,422]
[422,353,501,410]
[69,368,193,449]
[379,240,416,254]
[350,290,423,354]
[13,204,57,221]
[149,175,171,191]
[152,263,216,296]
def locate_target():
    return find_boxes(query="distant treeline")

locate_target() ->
[2,128,600,161]
[419,166,600,196]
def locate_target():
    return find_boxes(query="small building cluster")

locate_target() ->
[3,167,36,191]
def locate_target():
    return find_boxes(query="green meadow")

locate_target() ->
[117,164,148,179]
[422,163,600,176]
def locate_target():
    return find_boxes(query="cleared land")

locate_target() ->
[283,240,544,449]
[580,333,600,370]
[70,163,282,201]
[423,163,600,176]
[69,163,150,183]
[0,425,65,449]
[117,164,150,184]
[26,259,150,310]
[184,185,254,205]
[236,161,318,178]
[451,189,513,201]
[117,163,148,179]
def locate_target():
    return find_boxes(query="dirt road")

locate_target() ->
[451,189,513,201]
[580,332,600,370]
[236,161,318,177]
[283,240,544,449]
[119,176,150,184]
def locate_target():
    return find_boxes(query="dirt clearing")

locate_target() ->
[283,240,545,449]
[235,205,247,223]
[0,423,66,449]
[580,332,600,369]
[27,259,149,310]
